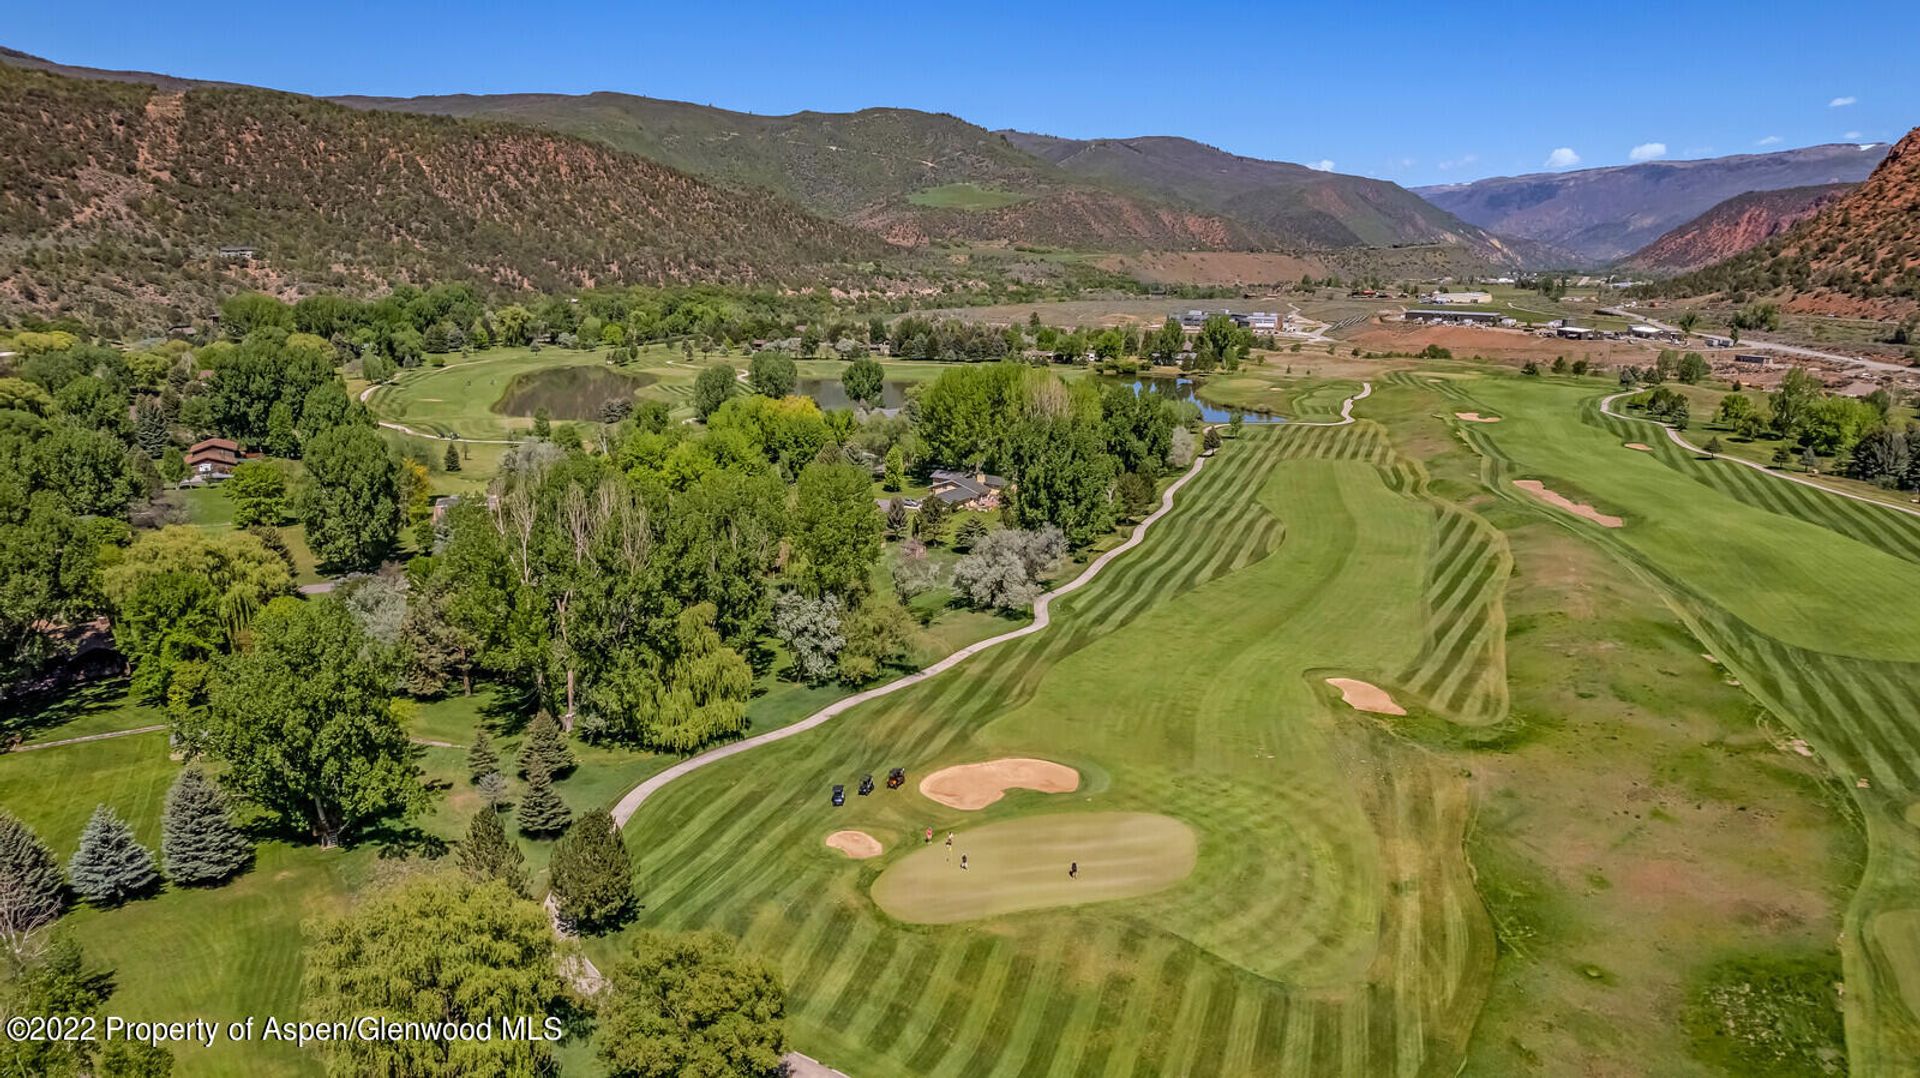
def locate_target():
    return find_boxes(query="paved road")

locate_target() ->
[1599,390,1920,520]
[1615,312,1911,375]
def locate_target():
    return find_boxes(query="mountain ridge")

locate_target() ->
[1417,143,1889,263]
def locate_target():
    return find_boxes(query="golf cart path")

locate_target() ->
[10,724,168,752]
[1600,390,1920,520]
[10,724,465,752]
[608,381,1371,829]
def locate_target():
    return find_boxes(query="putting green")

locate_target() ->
[870,812,1196,925]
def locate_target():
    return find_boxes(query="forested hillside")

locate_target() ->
[0,64,887,332]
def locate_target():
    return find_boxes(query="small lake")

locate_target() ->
[1104,377,1288,424]
[796,378,912,411]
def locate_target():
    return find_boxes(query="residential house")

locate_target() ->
[183,437,241,485]
[929,469,1009,511]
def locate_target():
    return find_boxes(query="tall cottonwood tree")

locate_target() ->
[199,596,424,846]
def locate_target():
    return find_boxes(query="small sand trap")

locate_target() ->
[1625,442,1653,452]
[825,830,883,859]
[1514,480,1623,528]
[919,758,1079,811]
[1454,411,1502,423]
[1326,678,1406,716]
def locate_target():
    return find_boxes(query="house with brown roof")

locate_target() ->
[929,469,1009,511]
[183,437,241,485]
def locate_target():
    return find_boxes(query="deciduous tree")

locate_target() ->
[842,357,884,406]
[596,930,786,1078]
[300,423,400,571]
[304,875,566,1077]
[200,596,423,846]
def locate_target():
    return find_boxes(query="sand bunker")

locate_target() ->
[1625,442,1653,451]
[1514,480,1623,528]
[1326,678,1406,716]
[1454,412,1502,423]
[919,758,1079,811]
[825,830,883,859]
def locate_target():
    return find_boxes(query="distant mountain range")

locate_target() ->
[1417,144,1888,264]
[1624,183,1857,273]
[1648,127,1920,319]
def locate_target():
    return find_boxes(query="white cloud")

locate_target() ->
[1756,134,1783,146]
[1544,147,1581,169]
[1829,96,1856,107]
[1843,130,1862,140]
[1628,142,1667,162]
[1437,153,1479,171]
[1307,159,1335,172]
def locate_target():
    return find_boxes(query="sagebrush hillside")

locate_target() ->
[1649,127,1920,317]
[0,63,886,331]
[1625,183,1856,273]
[337,92,1256,251]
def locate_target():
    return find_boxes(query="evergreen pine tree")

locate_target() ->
[516,763,572,837]
[468,728,500,784]
[477,772,510,811]
[548,810,634,933]
[456,808,529,897]
[160,766,252,886]
[67,806,159,907]
[444,441,462,472]
[517,712,575,778]
[0,811,65,954]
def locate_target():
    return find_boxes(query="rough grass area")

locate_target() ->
[906,182,1031,210]
[492,364,657,420]
[1684,955,1848,1076]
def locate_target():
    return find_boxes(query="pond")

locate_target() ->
[1103,377,1287,424]
[795,377,913,411]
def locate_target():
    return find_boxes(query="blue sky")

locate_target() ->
[7,0,1916,186]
